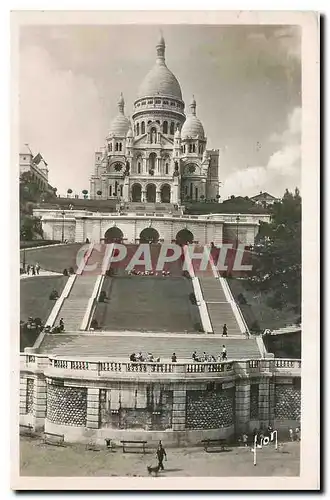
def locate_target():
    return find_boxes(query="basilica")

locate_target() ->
[90,35,221,205]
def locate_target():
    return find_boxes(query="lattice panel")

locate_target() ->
[275,384,301,420]
[47,385,87,426]
[26,378,34,414]
[250,383,259,419]
[186,388,234,429]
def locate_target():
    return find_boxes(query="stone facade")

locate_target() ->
[186,385,234,429]
[34,209,269,246]
[275,381,301,420]
[20,356,301,446]
[46,383,87,427]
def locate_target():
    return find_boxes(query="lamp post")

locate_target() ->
[235,214,240,249]
[61,210,65,243]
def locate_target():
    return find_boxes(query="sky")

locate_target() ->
[19,24,301,199]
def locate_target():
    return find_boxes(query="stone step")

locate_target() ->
[39,334,262,359]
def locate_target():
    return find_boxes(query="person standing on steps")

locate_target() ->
[221,345,227,361]
[222,324,228,337]
[156,441,167,470]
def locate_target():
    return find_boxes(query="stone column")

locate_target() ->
[86,387,100,429]
[32,377,47,431]
[123,178,129,202]
[20,377,27,415]
[156,190,161,203]
[235,380,250,433]
[258,377,270,427]
[172,384,186,431]
[142,190,146,203]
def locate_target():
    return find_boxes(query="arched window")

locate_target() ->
[119,143,122,152]
[115,143,118,151]
[163,121,168,134]
[189,144,192,153]
[137,123,140,135]
[195,186,198,200]
[109,185,112,196]
[120,185,123,197]
[148,120,152,125]
[108,143,112,152]
[115,181,118,195]
[138,162,141,174]
[141,122,145,134]
[165,163,169,174]
[193,144,196,153]
[170,122,175,135]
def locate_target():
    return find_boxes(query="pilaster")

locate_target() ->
[32,377,47,431]
[172,384,186,431]
[235,380,250,433]
[86,387,100,429]
[20,377,27,415]
[259,377,270,426]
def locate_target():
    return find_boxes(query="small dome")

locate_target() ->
[126,126,133,138]
[108,93,130,138]
[181,116,205,139]
[181,95,205,139]
[137,36,182,100]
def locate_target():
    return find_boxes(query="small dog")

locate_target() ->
[147,464,160,476]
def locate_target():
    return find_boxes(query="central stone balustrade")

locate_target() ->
[19,353,301,446]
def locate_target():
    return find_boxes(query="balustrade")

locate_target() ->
[20,354,300,378]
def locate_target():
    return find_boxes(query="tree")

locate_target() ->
[248,188,301,314]
[97,190,102,196]
[200,195,205,201]
[82,189,88,199]
[67,188,73,197]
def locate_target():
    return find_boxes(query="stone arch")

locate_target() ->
[176,228,194,245]
[104,226,124,244]
[131,183,142,202]
[146,183,156,203]
[139,227,160,243]
[160,184,171,203]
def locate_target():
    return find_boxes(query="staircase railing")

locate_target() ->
[81,275,104,331]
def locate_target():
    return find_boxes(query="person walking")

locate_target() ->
[222,324,228,337]
[156,441,167,470]
[59,318,65,332]
[26,264,30,276]
[31,265,36,276]
[221,345,227,361]
[171,353,177,362]
[35,263,40,275]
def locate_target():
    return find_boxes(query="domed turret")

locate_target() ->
[126,125,133,138]
[181,96,205,139]
[107,93,130,138]
[137,35,182,99]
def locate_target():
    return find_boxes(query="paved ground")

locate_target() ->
[20,437,300,477]
[20,243,83,273]
[93,276,200,333]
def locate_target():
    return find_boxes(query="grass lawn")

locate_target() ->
[227,278,298,331]
[20,276,68,322]
[20,436,300,477]
[93,276,200,332]
[20,243,83,273]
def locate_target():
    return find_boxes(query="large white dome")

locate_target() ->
[137,35,182,100]
[138,62,182,100]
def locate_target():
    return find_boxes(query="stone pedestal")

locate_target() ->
[235,380,250,433]
[86,388,100,429]
[123,178,129,202]
[172,384,186,431]
[32,377,47,431]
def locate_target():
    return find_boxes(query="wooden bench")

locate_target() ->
[43,431,65,447]
[201,439,229,452]
[19,424,33,436]
[120,440,147,454]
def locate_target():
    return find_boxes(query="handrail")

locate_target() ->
[76,242,94,275]
[192,277,213,334]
